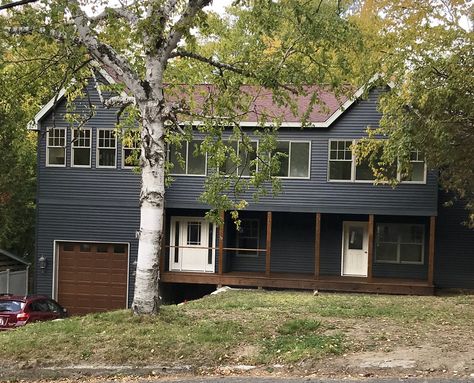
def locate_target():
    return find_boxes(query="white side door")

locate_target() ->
[169,217,215,273]
[342,221,369,277]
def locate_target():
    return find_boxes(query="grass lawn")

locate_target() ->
[0,290,473,369]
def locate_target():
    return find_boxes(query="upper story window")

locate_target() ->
[46,128,66,167]
[122,130,140,168]
[169,139,206,175]
[222,141,258,176]
[328,140,426,183]
[272,141,310,178]
[71,128,91,167]
[97,129,117,168]
[401,150,426,183]
[375,223,424,264]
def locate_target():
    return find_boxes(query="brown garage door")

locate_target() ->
[57,242,128,315]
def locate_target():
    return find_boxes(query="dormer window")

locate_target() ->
[46,128,66,167]
[97,129,117,168]
[71,128,91,167]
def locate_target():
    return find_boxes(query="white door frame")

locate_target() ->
[169,216,216,273]
[340,221,369,277]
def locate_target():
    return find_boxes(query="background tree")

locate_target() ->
[1,0,369,314]
[352,0,474,221]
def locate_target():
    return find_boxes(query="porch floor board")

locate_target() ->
[161,271,434,295]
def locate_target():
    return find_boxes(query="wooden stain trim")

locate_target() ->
[428,216,436,286]
[218,211,224,275]
[315,213,321,279]
[367,214,374,281]
[266,211,272,277]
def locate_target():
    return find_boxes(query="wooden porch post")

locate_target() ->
[428,216,436,286]
[367,214,374,281]
[218,211,225,275]
[160,210,166,274]
[314,213,321,279]
[266,211,272,277]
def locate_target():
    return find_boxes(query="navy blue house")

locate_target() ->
[33,78,474,315]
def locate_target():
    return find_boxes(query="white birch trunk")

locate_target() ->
[132,101,166,315]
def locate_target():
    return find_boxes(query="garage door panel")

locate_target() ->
[58,242,128,315]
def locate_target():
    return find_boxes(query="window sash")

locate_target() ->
[375,223,425,264]
[271,141,310,179]
[122,130,140,168]
[71,129,91,167]
[97,129,117,168]
[236,219,260,257]
[46,128,66,166]
[169,140,207,176]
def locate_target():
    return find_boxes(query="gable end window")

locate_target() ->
[169,140,206,176]
[272,141,310,178]
[375,223,424,264]
[46,128,66,167]
[97,129,117,168]
[72,128,91,167]
[401,150,426,183]
[328,140,352,180]
[122,130,140,168]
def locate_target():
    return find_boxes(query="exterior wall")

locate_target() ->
[435,194,474,289]
[166,88,438,216]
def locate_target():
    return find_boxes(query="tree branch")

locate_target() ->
[160,0,212,64]
[89,6,139,26]
[104,95,136,108]
[0,0,37,11]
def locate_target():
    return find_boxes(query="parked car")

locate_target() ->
[0,294,67,330]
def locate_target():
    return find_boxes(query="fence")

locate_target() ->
[0,269,28,295]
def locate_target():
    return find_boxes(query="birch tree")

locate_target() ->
[1,0,368,314]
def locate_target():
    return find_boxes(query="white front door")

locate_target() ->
[342,221,369,277]
[169,217,216,273]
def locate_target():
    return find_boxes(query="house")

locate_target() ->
[0,249,29,295]
[32,78,474,315]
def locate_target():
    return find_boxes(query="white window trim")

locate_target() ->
[46,127,66,167]
[169,140,208,177]
[71,128,92,168]
[374,223,425,265]
[96,129,117,169]
[272,140,312,180]
[327,139,427,184]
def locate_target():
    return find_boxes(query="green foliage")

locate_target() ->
[353,0,474,221]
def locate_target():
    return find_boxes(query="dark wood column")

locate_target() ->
[265,211,272,277]
[428,216,436,285]
[218,211,225,275]
[367,214,374,281]
[160,210,166,274]
[314,213,321,279]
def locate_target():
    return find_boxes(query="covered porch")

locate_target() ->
[160,209,436,295]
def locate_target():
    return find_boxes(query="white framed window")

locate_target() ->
[328,140,426,184]
[375,223,425,264]
[71,128,91,167]
[401,150,426,183]
[222,141,258,177]
[46,128,66,167]
[236,219,260,257]
[169,139,206,176]
[97,129,117,168]
[271,141,311,178]
[122,130,140,169]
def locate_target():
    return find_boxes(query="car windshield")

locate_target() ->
[0,300,24,312]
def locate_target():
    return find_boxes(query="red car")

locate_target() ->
[0,294,67,330]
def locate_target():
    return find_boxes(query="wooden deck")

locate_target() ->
[160,271,435,295]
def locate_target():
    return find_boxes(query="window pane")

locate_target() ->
[400,244,423,263]
[99,148,116,167]
[80,243,91,252]
[376,224,398,243]
[124,148,140,167]
[74,148,90,166]
[274,141,289,177]
[187,140,206,175]
[329,161,351,180]
[187,222,201,245]
[355,158,375,181]
[114,245,126,253]
[97,244,108,253]
[399,225,424,243]
[289,142,309,178]
[48,147,65,165]
[223,141,238,175]
[406,162,425,182]
[239,142,257,176]
[375,243,398,262]
[348,227,363,250]
[169,143,186,174]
